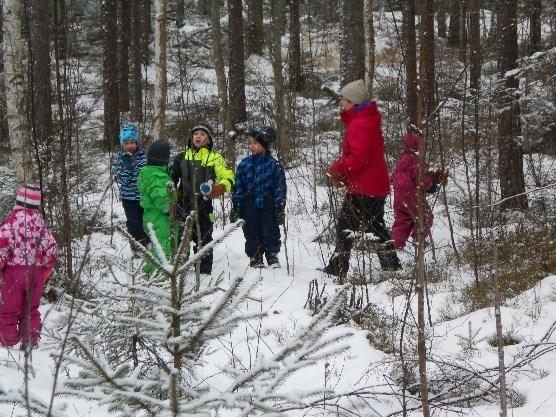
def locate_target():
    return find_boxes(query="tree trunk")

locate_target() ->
[153,0,167,139]
[419,0,435,120]
[493,241,508,417]
[246,0,264,55]
[340,0,365,84]
[142,0,151,66]
[403,0,418,125]
[271,0,289,162]
[468,0,481,93]
[416,131,431,417]
[119,0,131,112]
[447,0,460,48]
[365,0,375,98]
[211,0,235,166]
[3,0,34,182]
[529,0,542,53]
[103,0,120,148]
[459,0,468,62]
[437,0,447,38]
[288,0,303,92]
[497,0,527,210]
[27,0,52,178]
[176,0,185,27]
[131,0,143,122]
[228,0,247,125]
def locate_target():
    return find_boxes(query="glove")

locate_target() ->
[199,180,214,197]
[327,160,346,188]
[230,204,241,223]
[209,183,226,198]
[429,169,449,187]
[275,204,286,225]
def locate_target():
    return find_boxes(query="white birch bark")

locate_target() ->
[2,0,34,182]
[153,0,167,139]
[364,0,375,97]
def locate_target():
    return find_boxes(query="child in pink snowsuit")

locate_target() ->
[0,185,57,348]
[391,131,438,250]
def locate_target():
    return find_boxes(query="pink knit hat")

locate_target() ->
[15,184,42,209]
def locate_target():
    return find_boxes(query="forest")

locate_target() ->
[0,0,555,416]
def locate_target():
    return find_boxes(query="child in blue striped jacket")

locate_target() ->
[231,126,287,268]
[113,122,148,253]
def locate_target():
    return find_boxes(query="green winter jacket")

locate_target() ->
[138,165,178,268]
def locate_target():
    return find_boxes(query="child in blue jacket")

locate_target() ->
[113,122,148,253]
[231,126,287,268]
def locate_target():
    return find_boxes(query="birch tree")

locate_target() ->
[3,0,34,182]
[153,0,167,139]
[340,0,365,84]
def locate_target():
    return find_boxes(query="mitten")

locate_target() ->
[199,180,214,198]
[327,160,346,187]
[275,204,286,225]
[209,183,226,198]
[430,169,449,187]
[230,204,241,223]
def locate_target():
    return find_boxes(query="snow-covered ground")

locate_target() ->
[1,155,556,416]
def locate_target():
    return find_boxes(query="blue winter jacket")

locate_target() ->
[114,149,147,201]
[233,153,287,209]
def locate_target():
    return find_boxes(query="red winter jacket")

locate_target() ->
[328,101,390,197]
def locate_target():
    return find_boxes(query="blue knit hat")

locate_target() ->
[119,122,140,146]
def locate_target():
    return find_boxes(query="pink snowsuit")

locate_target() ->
[0,207,57,347]
[391,132,434,250]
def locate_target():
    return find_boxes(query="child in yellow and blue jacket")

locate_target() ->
[171,123,235,274]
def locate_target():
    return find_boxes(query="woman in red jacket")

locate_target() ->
[323,79,401,281]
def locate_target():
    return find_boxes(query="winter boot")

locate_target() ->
[320,252,349,283]
[266,253,280,269]
[377,250,402,271]
[249,254,265,268]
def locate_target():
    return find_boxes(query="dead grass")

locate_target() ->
[460,226,556,310]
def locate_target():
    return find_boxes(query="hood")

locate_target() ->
[402,131,422,153]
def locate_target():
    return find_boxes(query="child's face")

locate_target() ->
[339,97,355,111]
[248,137,265,155]
[123,140,138,153]
[192,130,209,148]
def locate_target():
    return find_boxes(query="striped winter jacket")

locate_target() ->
[233,153,287,209]
[114,149,147,201]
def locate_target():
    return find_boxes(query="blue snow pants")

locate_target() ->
[241,197,281,258]
[122,198,148,245]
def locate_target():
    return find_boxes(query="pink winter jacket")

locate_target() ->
[0,208,57,270]
[391,132,434,210]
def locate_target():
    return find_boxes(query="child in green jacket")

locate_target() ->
[138,140,178,271]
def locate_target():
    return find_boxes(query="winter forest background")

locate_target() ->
[0,0,555,416]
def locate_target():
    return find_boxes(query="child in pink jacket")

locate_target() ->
[391,131,445,250]
[0,185,57,348]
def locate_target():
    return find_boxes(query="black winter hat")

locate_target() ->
[190,123,214,148]
[147,140,171,165]
[248,126,276,149]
